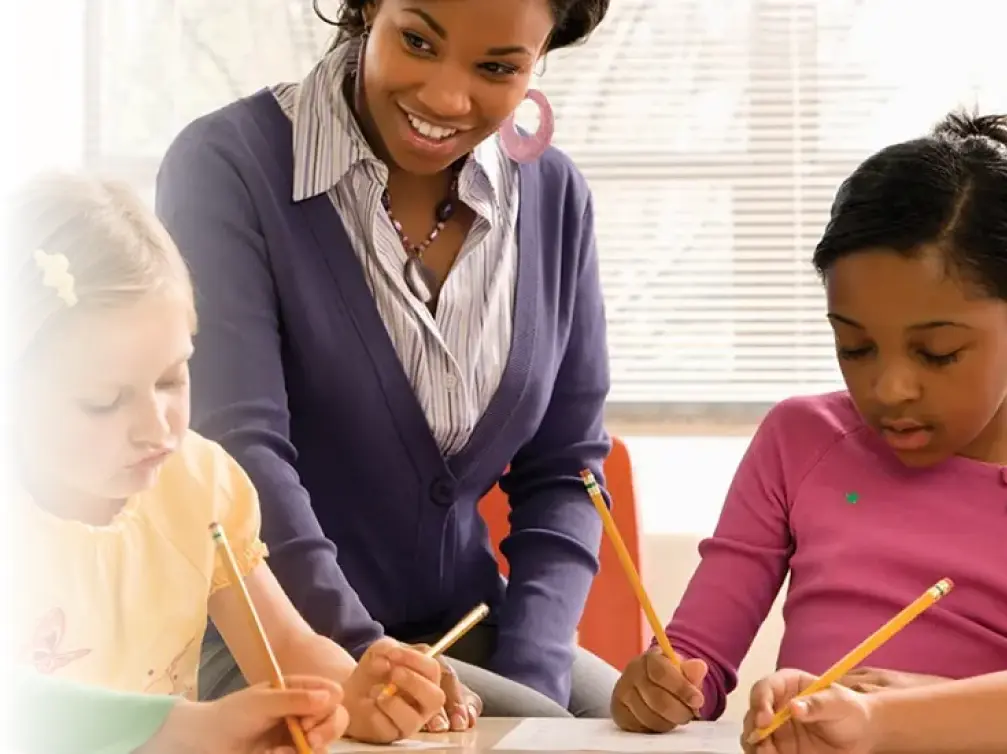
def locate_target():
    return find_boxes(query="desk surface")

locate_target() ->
[335,718,744,754]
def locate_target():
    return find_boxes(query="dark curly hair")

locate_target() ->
[813,111,1007,300]
[322,0,608,51]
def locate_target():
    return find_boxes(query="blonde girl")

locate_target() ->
[8,172,445,747]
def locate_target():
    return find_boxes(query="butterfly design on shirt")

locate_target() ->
[22,607,91,674]
[144,634,198,699]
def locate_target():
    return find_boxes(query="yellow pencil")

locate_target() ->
[580,469,682,669]
[209,522,313,754]
[379,603,490,699]
[748,577,955,745]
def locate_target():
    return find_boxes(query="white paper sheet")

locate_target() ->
[492,718,742,753]
[330,739,454,752]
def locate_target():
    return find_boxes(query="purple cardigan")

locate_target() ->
[155,90,611,705]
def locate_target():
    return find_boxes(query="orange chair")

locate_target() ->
[477,437,646,671]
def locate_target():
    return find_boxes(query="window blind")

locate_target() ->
[533,0,1007,405]
[86,0,1007,408]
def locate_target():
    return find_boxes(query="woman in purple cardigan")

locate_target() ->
[155,0,617,726]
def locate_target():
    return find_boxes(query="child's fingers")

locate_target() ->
[305,708,351,751]
[386,665,447,714]
[300,699,343,730]
[749,682,781,729]
[423,710,450,733]
[643,653,705,711]
[748,669,818,727]
[284,675,344,703]
[375,688,427,738]
[752,736,784,754]
[748,677,776,718]
[240,686,333,724]
[357,641,397,680]
[397,650,443,683]
[353,705,402,746]
[679,658,708,689]
[368,640,442,683]
[301,703,350,739]
[789,687,851,724]
[636,681,694,727]
[611,668,691,732]
[635,657,704,726]
[623,684,683,733]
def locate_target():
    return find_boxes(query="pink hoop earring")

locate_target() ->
[498,89,554,163]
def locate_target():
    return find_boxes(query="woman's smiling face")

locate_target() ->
[357,0,554,175]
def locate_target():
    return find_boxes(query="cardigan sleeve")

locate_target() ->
[155,116,384,657]
[491,186,612,706]
[13,669,177,754]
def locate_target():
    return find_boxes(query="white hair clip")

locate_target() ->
[33,248,78,307]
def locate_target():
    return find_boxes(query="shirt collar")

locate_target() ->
[289,38,508,213]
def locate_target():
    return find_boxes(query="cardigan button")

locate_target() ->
[429,477,456,507]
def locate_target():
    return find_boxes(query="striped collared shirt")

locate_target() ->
[272,39,519,456]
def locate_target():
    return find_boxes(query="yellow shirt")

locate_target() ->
[16,431,267,699]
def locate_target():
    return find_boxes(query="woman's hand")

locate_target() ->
[414,650,482,732]
[342,639,446,744]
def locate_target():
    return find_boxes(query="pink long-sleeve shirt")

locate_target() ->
[665,391,1007,720]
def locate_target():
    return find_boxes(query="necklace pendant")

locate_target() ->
[404,256,438,304]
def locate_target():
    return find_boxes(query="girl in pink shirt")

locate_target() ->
[613,111,1007,732]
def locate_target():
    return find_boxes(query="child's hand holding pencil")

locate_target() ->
[742,669,872,754]
[341,639,446,744]
[744,578,953,752]
[611,649,708,733]
[342,603,489,743]
[579,469,704,734]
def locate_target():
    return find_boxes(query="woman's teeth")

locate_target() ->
[406,113,457,141]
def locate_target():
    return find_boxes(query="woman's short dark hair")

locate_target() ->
[812,111,1007,300]
[329,0,608,51]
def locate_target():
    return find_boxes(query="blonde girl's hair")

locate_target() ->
[6,172,195,360]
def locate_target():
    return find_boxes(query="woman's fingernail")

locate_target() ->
[429,714,449,732]
[451,712,467,730]
[792,699,809,716]
[467,703,479,723]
